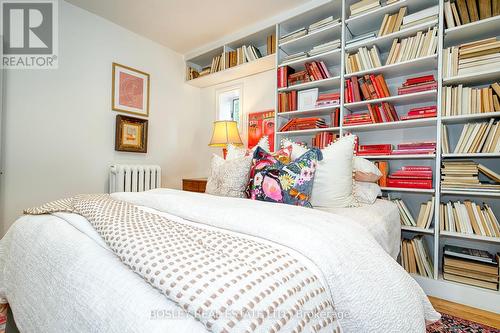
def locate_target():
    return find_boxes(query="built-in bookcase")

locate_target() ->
[272,0,500,300]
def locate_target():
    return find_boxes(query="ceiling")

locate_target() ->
[66,0,313,54]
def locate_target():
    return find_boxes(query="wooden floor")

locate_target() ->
[429,296,500,329]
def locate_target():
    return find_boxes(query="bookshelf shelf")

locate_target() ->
[443,68,500,86]
[441,190,500,198]
[441,112,500,124]
[279,22,342,54]
[440,231,500,244]
[442,153,500,159]
[277,105,339,118]
[344,90,438,111]
[444,15,500,47]
[277,76,341,92]
[279,48,341,68]
[402,226,435,234]
[344,55,438,79]
[186,55,275,88]
[361,154,436,159]
[380,187,435,193]
[343,117,437,132]
[276,126,340,136]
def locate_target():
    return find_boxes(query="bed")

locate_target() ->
[0,189,438,333]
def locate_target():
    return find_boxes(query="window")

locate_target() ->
[216,86,242,128]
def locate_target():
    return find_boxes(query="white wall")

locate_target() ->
[0,1,213,234]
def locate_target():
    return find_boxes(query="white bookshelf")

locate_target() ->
[271,0,500,299]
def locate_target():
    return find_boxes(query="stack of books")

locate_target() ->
[345,74,390,103]
[443,82,500,116]
[226,45,262,68]
[277,66,294,88]
[398,75,437,95]
[378,7,407,37]
[305,61,331,81]
[393,198,417,227]
[443,37,500,77]
[278,61,331,88]
[345,45,382,74]
[444,0,500,29]
[343,113,373,126]
[392,141,436,155]
[401,236,434,277]
[279,27,307,44]
[277,91,297,113]
[346,32,377,47]
[281,51,308,64]
[375,161,389,186]
[400,5,439,30]
[400,105,437,120]
[387,166,433,189]
[349,0,381,18]
[443,245,499,291]
[445,119,500,154]
[312,132,338,149]
[308,39,341,57]
[441,160,500,192]
[308,16,340,33]
[316,92,340,107]
[279,117,328,132]
[439,200,500,237]
[385,27,438,66]
[357,144,393,156]
[344,103,399,126]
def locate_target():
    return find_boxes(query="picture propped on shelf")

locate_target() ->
[115,115,148,153]
[112,63,150,117]
[248,110,275,151]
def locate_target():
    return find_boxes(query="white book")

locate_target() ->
[425,197,435,229]
[447,202,455,232]
[403,5,439,25]
[472,203,486,236]
[444,1,455,28]
[453,124,470,153]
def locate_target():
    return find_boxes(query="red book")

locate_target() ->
[400,113,437,120]
[359,144,393,150]
[357,150,392,156]
[391,148,435,155]
[403,75,435,86]
[351,76,361,102]
[376,74,390,97]
[397,142,436,149]
[319,61,331,78]
[386,179,433,189]
[347,80,353,103]
[408,105,437,113]
[370,74,384,98]
[402,166,432,171]
[398,83,438,95]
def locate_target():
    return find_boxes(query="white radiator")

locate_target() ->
[109,164,161,193]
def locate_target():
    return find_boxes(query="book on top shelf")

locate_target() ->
[439,200,500,237]
[444,0,500,29]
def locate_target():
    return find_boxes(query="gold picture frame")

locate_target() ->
[115,115,148,153]
[112,62,150,117]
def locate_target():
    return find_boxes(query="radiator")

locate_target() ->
[109,164,161,193]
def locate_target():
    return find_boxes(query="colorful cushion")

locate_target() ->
[249,146,322,207]
[205,154,252,198]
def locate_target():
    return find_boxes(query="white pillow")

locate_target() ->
[353,157,382,183]
[353,181,382,204]
[282,135,357,208]
[226,136,270,160]
[205,154,252,198]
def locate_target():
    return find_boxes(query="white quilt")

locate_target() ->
[0,189,440,332]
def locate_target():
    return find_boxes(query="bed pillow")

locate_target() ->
[282,135,357,208]
[249,146,322,207]
[205,154,252,198]
[226,136,270,160]
[353,157,382,182]
[353,181,382,204]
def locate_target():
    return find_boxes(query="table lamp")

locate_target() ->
[208,120,243,159]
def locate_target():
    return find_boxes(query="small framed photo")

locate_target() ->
[112,63,150,117]
[297,88,319,110]
[115,115,148,153]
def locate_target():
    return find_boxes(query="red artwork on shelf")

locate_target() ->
[248,110,275,151]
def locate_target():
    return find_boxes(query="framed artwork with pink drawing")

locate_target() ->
[112,63,150,117]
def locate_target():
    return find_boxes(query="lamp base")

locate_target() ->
[223,148,227,159]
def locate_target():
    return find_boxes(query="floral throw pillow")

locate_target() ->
[249,147,322,207]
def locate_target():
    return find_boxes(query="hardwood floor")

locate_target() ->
[428,296,500,329]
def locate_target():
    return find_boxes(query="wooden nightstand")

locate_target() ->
[182,178,207,193]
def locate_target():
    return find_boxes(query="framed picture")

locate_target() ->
[297,88,319,110]
[248,110,275,151]
[112,63,150,117]
[115,115,148,153]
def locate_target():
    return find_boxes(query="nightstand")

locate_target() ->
[182,178,207,193]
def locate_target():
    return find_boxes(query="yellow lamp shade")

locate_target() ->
[208,121,243,147]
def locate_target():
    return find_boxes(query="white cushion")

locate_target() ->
[282,135,357,208]
[353,181,382,204]
[205,154,252,198]
[226,136,270,160]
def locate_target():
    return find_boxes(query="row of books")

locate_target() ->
[441,160,500,192]
[439,200,500,237]
[401,236,434,278]
[279,117,328,132]
[399,5,438,31]
[226,45,263,68]
[344,74,390,103]
[401,105,437,120]
[279,16,340,44]
[388,165,433,189]
[277,91,297,113]
[266,34,276,56]
[394,197,435,229]
[442,82,500,116]
[316,92,340,107]
[443,37,500,77]
[281,39,341,64]
[398,75,437,95]
[349,0,382,18]
[357,141,436,156]
[185,51,225,80]
[378,7,407,37]
[443,245,499,291]
[385,27,438,66]
[345,45,382,74]
[277,61,332,88]
[343,103,399,126]
[442,119,500,154]
[444,0,500,29]
[312,132,338,149]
